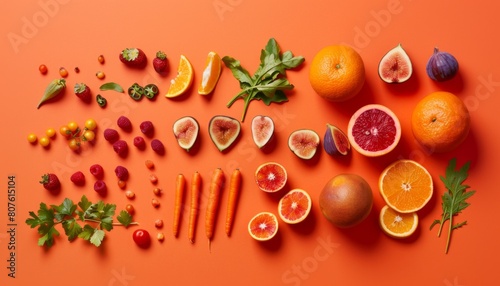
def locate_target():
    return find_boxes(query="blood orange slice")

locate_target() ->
[278,189,312,224]
[254,162,287,193]
[347,104,401,157]
[379,205,418,238]
[248,212,279,241]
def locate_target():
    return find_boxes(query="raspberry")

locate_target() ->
[70,171,86,186]
[113,140,129,157]
[89,164,104,179]
[115,165,129,181]
[117,115,132,132]
[94,180,107,194]
[151,139,165,155]
[133,136,146,150]
[103,128,119,143]
[140,121,154,137]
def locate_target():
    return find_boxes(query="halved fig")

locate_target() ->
[378,43,412,83]
[288,129,320,160]
[173,116,199,152]
[323,123,350,156]
[209,115,241,152]
[251,115,275,149]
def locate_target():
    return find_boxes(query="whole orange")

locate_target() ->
[319,174,373,228]
[309,45,365,102]
[411,91,470,153]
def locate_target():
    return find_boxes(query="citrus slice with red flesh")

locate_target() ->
[379,159,433,213]
[166,55,194,98]
[198,51,222,95]
[379,205,418,238]
[347,104,401,157]
[248,212,279,241]
[278,189,312,224]
[254,162,287,193]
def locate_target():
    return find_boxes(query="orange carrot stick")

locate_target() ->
[205,168,225,250]
[225,168,242,237]
[188,171,201,243]
[173,173,186,237]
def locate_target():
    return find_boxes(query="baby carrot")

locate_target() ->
[205,168,225,250]
[173,173,186,237]
[225,169,242,237]
[188,171,201,243]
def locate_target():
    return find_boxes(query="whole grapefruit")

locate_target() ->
[319,174,373,228]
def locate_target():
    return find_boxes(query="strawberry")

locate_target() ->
[119,48,147,68]
[40,173,60,191]
[74,83,92,103]
[153,51,168,74]
[70,171,86,186]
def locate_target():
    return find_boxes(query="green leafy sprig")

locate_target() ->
[222,38,305,122]
[26,195,137,248]
[430,158,476,254]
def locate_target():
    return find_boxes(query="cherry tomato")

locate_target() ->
[39,136,50,147]
[27,133,37,143]
[96,71,105,80]
[68,138,80,151]
[125,190,135,199]
[83,130,96,141]
[84,119,97,131]
[59,67,68,78]
[46,128,56,138]
[125,204,135,215]
[98,55,105,64]
[67,121,79,133]
[60,125,70,137]
[117,180,127,189]
[132,229,151,248]
[39,64,48,74]
[157,232,165,242]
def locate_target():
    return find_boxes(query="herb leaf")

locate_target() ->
[430,158,476,254]
[117,210,133,227]
[100,82,124,93]
[223,38,304,122]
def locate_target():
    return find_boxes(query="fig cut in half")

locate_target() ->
[378,43,412,83]
[323,123,350,156]
[173,116,199,152]
[208,115,241,152]
[288,129,320,160]
[251,115,275,149]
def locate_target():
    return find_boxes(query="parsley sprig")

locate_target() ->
[430,158,476,254]
[222,38,304,122]
[26,195,137,248]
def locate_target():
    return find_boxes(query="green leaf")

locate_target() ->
[222,56,254,87]
[117,210,133,227]
[53,198,76,222]
[100,82,124,93]
[90,229,105,247]
[62,218,82,241]
[38,227,59,248]
[26,211,42,228]
[78,225,95,241]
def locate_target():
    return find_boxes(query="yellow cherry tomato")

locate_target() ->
[68,138,80,151]
[46,128,56,138]
[39,137,50,147]
[27,133,38,143]
[84,119,97,131]
[67,121,79,133]
[59,125,70,137]
[83,130,95,141]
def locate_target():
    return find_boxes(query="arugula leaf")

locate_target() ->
[430,158,476,254]
[223,38,304,122]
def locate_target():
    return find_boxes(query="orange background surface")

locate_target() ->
[1,0,499,285]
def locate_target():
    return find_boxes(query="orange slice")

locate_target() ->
[166,55,194,98]
[278,189,312,224]
[198,51,222,95]
[254,162,287,193]
[379,205,418,238]
[248,212,278,241]
[379,159,433,213]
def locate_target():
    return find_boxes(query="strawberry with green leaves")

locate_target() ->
[74,83,91,103]
[119,48,147,68]
[40,173,60,191]
[153,51,168,74]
